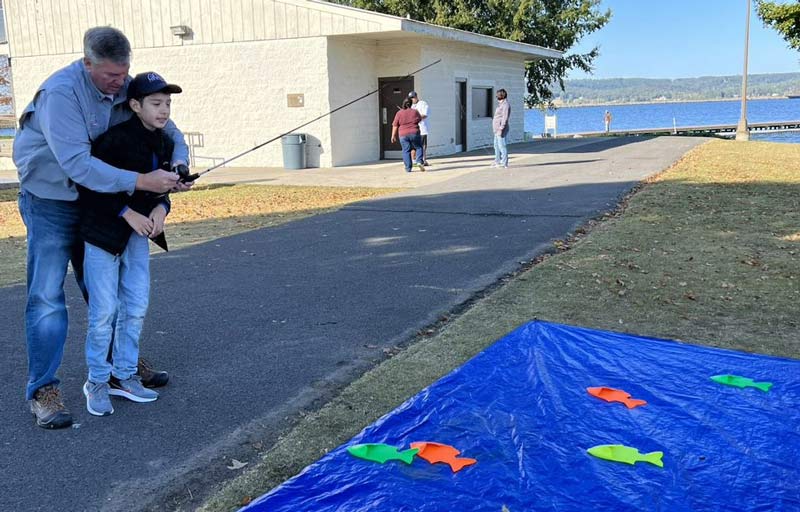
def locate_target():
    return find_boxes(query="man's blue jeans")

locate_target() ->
[18,191,87,400]
[84,235,150,383]
[494,134,508,167]
[399,134,424,171]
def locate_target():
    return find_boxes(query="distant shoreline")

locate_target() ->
[542,96,790,109]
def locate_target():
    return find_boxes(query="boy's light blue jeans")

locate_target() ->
[494,134,508,167]
[84,234,150,384]
[18,191,88,400]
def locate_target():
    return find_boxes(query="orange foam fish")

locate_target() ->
[587,386,647,409]
[409,442,477,472]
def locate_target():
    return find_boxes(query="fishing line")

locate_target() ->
[181,59,443,182]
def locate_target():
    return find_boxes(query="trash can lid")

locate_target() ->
[281,133,306,144]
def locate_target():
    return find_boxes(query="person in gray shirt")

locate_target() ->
[14,26,192,429]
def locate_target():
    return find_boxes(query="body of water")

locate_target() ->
[524,98,800,143]
[2,100,798,144]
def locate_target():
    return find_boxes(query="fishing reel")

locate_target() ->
[173,164,200,183]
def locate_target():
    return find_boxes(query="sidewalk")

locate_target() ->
[0,137,614,190]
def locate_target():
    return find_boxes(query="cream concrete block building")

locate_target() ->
[4,0,561,168]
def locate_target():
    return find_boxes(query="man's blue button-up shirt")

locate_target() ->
[13,59,189,201]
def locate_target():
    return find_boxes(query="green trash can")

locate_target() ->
[281,133,307,169]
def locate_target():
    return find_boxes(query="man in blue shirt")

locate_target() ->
[14,26,192,429]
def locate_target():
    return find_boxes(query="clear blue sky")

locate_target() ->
[570,0,800,79]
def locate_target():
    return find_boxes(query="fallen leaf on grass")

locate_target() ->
[227,459,248,470]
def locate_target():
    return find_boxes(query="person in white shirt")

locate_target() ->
[409,91,430,166]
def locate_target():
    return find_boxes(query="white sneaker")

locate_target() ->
[490,162,499,168]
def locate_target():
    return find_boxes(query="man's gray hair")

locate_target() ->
[83,26,131,65]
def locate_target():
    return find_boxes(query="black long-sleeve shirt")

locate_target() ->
[78,115,174,255]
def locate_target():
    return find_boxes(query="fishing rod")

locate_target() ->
[180,59,443,183]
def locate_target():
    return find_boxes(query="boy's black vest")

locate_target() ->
[78,116,174,255]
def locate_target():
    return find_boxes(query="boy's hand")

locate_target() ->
[170,180,194,193]
[149,205,168,238]
[122,209,154,237]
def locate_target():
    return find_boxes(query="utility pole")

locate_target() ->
[736,0,751,141]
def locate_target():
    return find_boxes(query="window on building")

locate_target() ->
[471,87,493,119]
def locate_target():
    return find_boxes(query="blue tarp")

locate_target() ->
[243,321,800,511]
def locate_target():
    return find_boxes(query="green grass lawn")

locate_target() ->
[199,138,800,511]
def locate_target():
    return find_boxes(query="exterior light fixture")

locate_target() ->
[170,25,192,38]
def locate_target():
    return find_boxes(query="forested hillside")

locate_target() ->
[554,73,800,105]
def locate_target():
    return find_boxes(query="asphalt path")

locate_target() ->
[0,136,705,511]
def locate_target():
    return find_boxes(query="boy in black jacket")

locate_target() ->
[79,72,182,416]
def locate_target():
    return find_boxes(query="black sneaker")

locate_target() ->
[29,384,73,429]
[137,358,169,388]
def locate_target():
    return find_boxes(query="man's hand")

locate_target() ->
[391,136,397,143]
[136,169,180,193]
[149,205,167,238]
[122,209,154,237]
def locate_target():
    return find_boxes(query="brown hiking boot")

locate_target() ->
[137,358,169,388]
[29,384,73,429]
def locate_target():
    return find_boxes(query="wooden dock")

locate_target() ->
[0,115,15,129]
[555,120,800,138]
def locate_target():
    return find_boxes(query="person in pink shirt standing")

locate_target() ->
[391,99,426,172]
[491,89,511,168]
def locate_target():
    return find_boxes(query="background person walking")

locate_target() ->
[491,89,510,168]
[409,91,430,166]
[391,99,426,172]
[604,110,612,133]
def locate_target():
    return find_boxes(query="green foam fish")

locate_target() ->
[587,444,664,468]
[347,443,419,464]
[711,374,772,392]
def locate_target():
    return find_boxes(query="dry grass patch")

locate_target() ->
[0,184,402,288]
[201,138,800,511]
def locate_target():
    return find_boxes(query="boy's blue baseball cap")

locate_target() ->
[127,72,182,99]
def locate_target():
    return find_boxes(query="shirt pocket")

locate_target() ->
[86,112,106,141]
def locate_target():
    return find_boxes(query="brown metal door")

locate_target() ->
[379,77,414,159]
